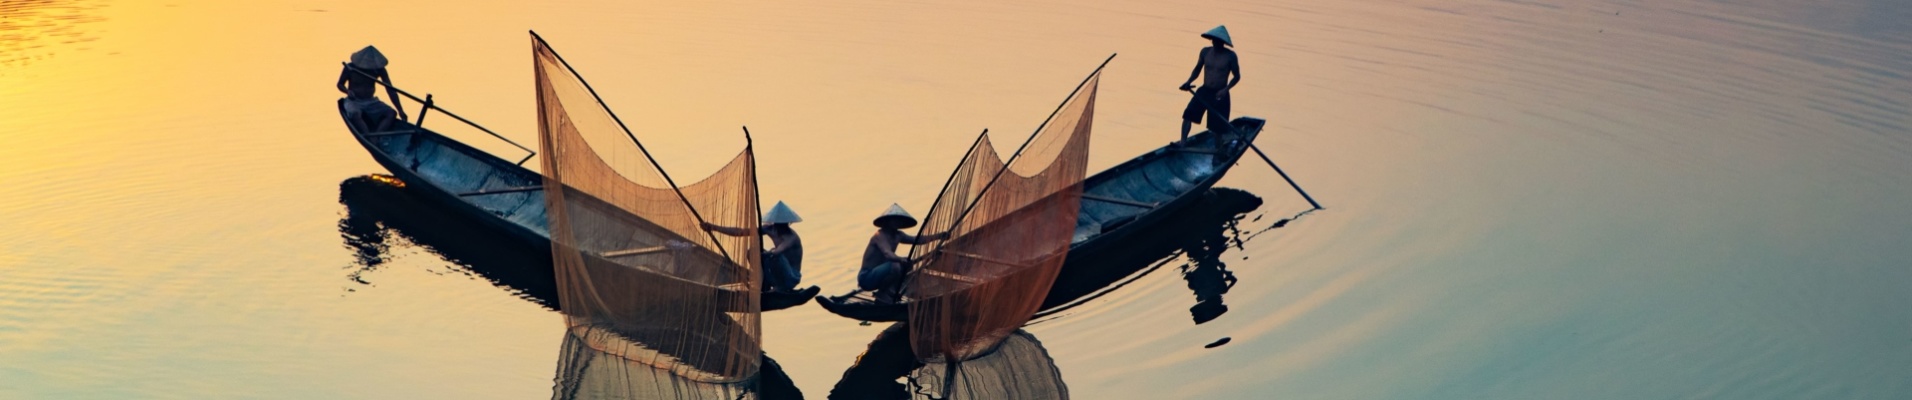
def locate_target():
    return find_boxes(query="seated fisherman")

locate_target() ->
[858,204,949,303]
[336,45,406,131]
[1178,25,1241,145]
[704,201,804,292]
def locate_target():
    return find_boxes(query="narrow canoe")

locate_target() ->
[815,117,1268,321]
[338,100,819,311]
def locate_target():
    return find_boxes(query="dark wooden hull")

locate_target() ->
[816,117,1268,321]
[339,100,814,312]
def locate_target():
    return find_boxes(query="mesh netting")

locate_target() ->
[905,73,1099,362]
[534,34,761,383]
[908,330,1069,399]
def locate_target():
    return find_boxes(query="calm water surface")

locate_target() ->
[3,0,1910,398]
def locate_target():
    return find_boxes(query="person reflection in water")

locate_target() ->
[1181,209,1244,324]
[703,201,805,293]
[336,45,406,131]
[1178,25,1241,145]
[859,204,948,303]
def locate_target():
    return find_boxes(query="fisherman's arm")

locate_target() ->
[700,222,752,237]
[898,232,950,245]
[336,68,351,95]
[876,237,910,263]
[767,235,798,255]
[1223,56,1241,95]
[381,70,407,120]
[1180,48,1208,90]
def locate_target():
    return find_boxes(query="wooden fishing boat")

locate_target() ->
[815,117,1267,322]
[337,99,820,311]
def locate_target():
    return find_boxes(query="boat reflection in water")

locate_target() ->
[831,323,1065,400]
[337,175,558,307]
[827,188,1272,399]
[340,175,800,399]
[1035,187,1267,325]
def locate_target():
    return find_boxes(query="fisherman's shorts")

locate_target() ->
[763,251,800,292]
[1182,87,1231,127]
[858,261,903,291]
[344,97,398,129]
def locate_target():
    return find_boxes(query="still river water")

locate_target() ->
[3,0,1910,398]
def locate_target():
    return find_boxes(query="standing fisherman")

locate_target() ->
[858,204,949,303]
[704,201,806,292]
[1178,25,1241,144]
[336,45,406,130]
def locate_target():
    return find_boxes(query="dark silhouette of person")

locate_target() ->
[1178,25,1241,144]
[336,45,406,131]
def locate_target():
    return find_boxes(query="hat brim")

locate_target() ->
[1201,34,1233,46]
[874,215,918,230]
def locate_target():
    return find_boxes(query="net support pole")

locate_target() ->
[744,125,763,261]
[942,53,1116,235]
[530,30,733,261]
[910,129,988,241]
[941,359,957,399]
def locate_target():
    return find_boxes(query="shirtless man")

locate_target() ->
[703,201,804,292]
[336,45,406,130]
[858,204,949,303]
[1178,25,1241,143]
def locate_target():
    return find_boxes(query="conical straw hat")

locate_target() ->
[350,45,389,69]
[1201,25,1233,47]
[872,203,918,230]
[762,201,802,224]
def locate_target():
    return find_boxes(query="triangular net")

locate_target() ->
[906,72,1099,362]
[534,34,762,384]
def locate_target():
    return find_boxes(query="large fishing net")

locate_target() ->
[905,70,1100,363]
[534,34,762,384]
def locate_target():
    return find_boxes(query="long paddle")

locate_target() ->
[1184,88,1323,210]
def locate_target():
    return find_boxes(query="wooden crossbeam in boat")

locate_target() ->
[918,269,986,285]
[457,186,544,196]
[362,129,418,138]
[601,246,669,258]
[1082,193,1157,209]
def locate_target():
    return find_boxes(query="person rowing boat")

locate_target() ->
[703,201,805,293]
[858,204,948,303]
[1178,25,1240,146]
[336,45,406,131]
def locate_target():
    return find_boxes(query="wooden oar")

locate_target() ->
[1185,88,1324,210]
